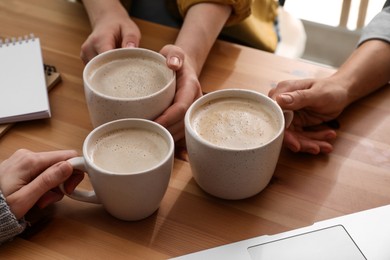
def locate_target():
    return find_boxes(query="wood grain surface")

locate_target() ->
[0,0,389,259]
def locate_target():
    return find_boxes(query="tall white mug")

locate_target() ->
[185,89,293,200]
[62,119,174,221]
[83,48,176,127]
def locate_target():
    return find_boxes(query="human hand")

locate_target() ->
[269,77,350,154]
[80,7,141,64]
[155,45,203,141]
[0,149,84,219]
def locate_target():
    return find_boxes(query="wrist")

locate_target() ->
[0,192,26,244]
[313,74,352,117]
[86,0,128,29]
[331,71,360,108]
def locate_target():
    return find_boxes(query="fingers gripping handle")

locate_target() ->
[60,157,100,204]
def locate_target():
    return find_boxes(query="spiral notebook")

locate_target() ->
[0,34,50,124]
[0,64,61,137]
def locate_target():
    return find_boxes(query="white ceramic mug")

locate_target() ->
[62,119,174,221]
[184,89,293,200]
[83,48,176,127]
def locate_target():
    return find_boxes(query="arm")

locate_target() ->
[273,40,390,114]
[80,0,141,64]
[269,39,390,154]
[176,3,232,75]
[269,4,390,154]
[155,3,232,141]
[176,0,252,27]
[339,40,390,105]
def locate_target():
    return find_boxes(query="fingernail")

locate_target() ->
[288,144,299,153]
[322,147,333,153]
[125,42,136,48]
[280,94,293,104]
[169,56,180,67]
[307,148,319,154]
[326,132,337,140]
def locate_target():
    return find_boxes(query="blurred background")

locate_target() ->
[282,0,384,67]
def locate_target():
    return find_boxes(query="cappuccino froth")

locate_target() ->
[90,128,169,173]
[90,57,170,98]
[191,97,279,149]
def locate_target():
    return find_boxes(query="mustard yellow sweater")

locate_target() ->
[123,0,279,52]
[178,0,278,52]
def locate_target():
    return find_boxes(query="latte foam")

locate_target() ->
[90,57,169,98]
[90,128,169,173]
[191,97,279,149]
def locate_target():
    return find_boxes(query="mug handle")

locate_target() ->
[60,157,100,204]
[283,110,294,129]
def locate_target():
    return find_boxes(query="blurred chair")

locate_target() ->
[275,6,307,59]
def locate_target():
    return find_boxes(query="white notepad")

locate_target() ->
[0,35,50,124]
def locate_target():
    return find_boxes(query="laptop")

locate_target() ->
[172,204,390,260]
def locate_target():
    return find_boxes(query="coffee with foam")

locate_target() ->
[191,97,279,149]
[83,48,176,128]
[90,128,169,173]
[89,57,170,98]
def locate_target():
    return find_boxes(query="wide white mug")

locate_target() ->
[62,119,174,221]
[185,89,293,200]
[83,48,176,127]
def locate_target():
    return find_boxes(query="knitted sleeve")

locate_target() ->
[358,3,390,45]
[176,0,252,26]
[0,192,26,245]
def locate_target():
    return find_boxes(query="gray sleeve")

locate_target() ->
[358,5,390,45]
[0,192,26,245]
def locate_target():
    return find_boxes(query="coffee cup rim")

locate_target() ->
[83,118,174,175]
[83,48,176,101]
[185,88,285,151]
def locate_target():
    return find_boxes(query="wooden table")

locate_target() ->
[1,0,390,259]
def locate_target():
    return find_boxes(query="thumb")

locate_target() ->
[270,79,316,110]
[8,161,73,219]
[121,28,140,48]
[275,88,319,111]
[160,45,184,70]
[121,37,139,48]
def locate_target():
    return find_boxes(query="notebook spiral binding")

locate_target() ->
[0,33,35,47]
